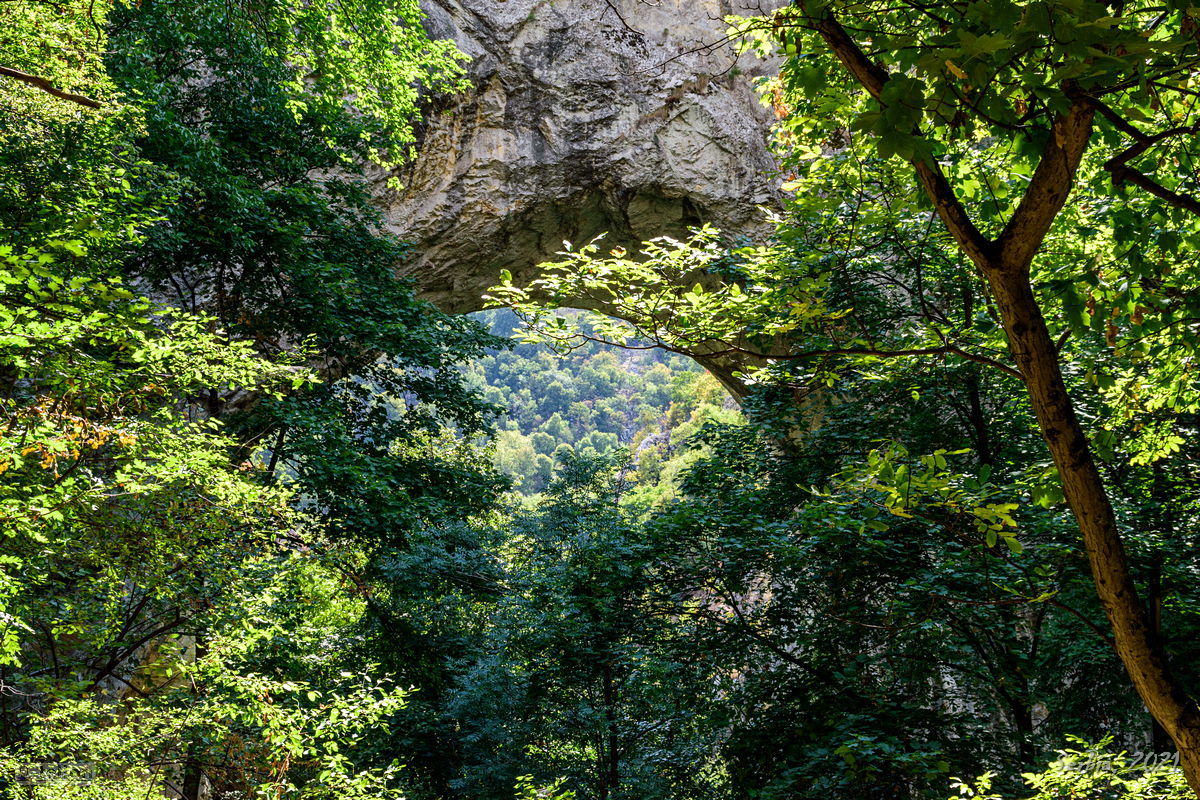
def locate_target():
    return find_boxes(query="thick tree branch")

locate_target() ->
[1088,95,1152,139]
[1108,164,1200,216]
[987,273,1200,778]
[995,99,1095,273]
[0,65,101,108]
[810,13,994,268]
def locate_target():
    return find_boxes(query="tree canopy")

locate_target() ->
[6,0,1200,798]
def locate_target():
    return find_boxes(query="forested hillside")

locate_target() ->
[5,1,1200,799]
[465,310,735,499]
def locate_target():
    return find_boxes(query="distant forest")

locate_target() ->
[466,310,735,499]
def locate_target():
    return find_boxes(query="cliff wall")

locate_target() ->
[385,0,784,313]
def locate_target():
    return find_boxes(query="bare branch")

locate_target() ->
[1084,96,1200,216]
[0,65,101,109]
[752,343,1023,380]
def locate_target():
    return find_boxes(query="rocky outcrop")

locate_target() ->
[384,0,784,313]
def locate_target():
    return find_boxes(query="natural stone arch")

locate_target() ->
[379,0,786,341]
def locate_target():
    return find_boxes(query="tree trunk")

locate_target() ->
[986,269,1200,792]
[804,10,1200,788]
[179,754,203,800]
[600,661,620,798]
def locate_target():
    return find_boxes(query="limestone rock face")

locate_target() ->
[385,0,784,313]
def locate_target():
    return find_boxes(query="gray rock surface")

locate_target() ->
[383,0,784,313]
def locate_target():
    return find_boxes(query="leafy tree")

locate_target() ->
[742,3,1200,786]
[532,431,559,456]
[492,1,1200,787]
[953,737,1192,799]
[449,454,728,800]
[103,0,501,524]
[1,1,503,796]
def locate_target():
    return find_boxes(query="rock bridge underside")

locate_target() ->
[381,0,786,393]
